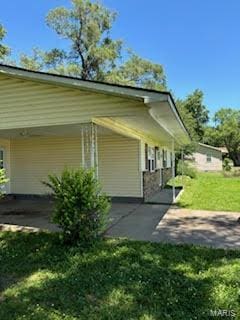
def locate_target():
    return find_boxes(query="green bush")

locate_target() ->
[223,157,233,172]
[0,168,9,199]
[43,168,111,245]
[177,160,197,179]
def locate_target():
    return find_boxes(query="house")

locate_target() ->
[217,146,229,159]
[0,64,190,202]
[192,143,223,172]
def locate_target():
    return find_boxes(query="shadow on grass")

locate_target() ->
[0,232,239,320]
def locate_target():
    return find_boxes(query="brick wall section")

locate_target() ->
[143,168,172,200]
[162,168,172,186]
[143,170,160,200]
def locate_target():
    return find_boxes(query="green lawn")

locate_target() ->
[174,172,240,212]
[0,232,240,320]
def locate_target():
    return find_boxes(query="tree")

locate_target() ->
[105,52,166,90]
[176,89,209,140]
[204,108,240,166]
[19,0,166,90]
[0,23,10,60]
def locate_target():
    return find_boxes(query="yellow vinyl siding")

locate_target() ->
[98,135,141,197]
[10,134,142,197]
[10,137,82,195]
[0,75,144,130]
[0,138,11,193]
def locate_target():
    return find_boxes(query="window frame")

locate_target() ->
[145,145,156,172]
[206,153,212,163]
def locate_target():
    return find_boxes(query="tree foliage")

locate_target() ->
[204,108,240,166]
[19,0,166,90]
[0,23,10,60]
[176,89,209,141]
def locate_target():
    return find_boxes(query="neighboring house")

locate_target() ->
[192,143,223,172]
[0,64,190,202]
[217,146,229,159]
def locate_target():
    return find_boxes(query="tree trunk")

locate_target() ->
[229,152,240,166]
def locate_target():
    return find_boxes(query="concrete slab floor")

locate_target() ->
[0,199,239,249]
[107,205,240,249]
[0,199,139,233]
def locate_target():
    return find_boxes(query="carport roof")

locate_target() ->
[0,63,191,143]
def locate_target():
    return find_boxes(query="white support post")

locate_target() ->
[95,124,99,179]
[90,122,95,168]
[181,149,184,185]
[81,126,85,168]
[172,139,176,202]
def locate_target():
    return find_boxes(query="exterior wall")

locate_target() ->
[0,138,11,193]
[0,75,143,130]
[143,168,172,200]
[162,168,172,185]
[9,134,142,198]
[193,145,222,171]
[139,142,174,200]
[98,135,141,197]
[10,137,82,195]
[143,170,160,200]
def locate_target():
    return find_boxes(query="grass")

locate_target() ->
[0,232,240,320]
[171,172,240,212]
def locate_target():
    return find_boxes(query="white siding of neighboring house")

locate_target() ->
[9,133,142,197]
[193,145,222,171]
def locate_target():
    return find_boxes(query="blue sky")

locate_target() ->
[1,0,240,117]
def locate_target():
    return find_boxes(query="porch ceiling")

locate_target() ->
[94,116,172,146]
[0,123,115,139]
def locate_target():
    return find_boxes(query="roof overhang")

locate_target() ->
[0,64,191,146]
[198,143,223,152]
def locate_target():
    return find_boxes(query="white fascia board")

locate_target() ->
[166,95,190,140]
[145,95,191,146]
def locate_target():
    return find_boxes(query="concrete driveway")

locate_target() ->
[0,199,140,233]
[107,205,240,249]
[0,199,239,249]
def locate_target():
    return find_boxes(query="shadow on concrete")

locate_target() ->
[0,198,140,233]
[145,187,182,205]
[0,198,239,249]
[153,208,240,249]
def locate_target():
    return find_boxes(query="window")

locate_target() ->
[166,150,172,168]
[145,144,149,170]
[156,149,161,168]
[156,148,163,169]
[163,149,167,168]
[206,154,212,163]
[144,145,156,172]
[148,146,155,172]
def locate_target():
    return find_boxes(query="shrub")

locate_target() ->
[233,169,240,177]
[43,168,111,245]
[177,160,197,179]
[0,168,9,198]
[223,158,233,172]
